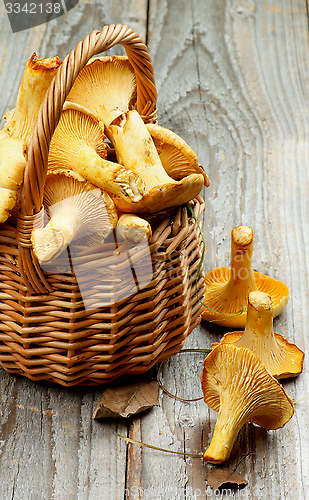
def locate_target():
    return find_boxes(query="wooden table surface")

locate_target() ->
[1,0,309,499]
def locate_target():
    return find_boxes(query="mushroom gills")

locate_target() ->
[214,291,304,379]
[48,109,144,203]
[201,344,294,463]
[31,169,118,262]
[146,122,210,187]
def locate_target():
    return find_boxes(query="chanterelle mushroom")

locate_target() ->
[31,169,118,262]
[201,225,289,327]
[145,123,210,187]
[63,56,204,214]
[48,109,143,203]
[108,109,204,214]
[64,56,137,124]
[213,291,304,379]
[201,343,294,464]
[0,53,61,222]
[3,53,61,145]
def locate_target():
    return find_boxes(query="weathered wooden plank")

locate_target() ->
[120,0,309,499]
[1,0,309,499]
[0,2,147,499]
[0,0,148,119]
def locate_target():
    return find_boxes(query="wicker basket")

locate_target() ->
[0,25,206,387]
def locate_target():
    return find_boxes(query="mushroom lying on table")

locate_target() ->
[213,291,304,379]
[48,109,144,203]
[31,169,118,262]
[0,53,61,222]
[201,343,294,464]
[63,56,205,214]
[201,225,289,328]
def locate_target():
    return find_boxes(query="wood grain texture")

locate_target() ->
[132,0,309,498]
[1,0,309,499]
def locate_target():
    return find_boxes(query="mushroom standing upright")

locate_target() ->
[0,53,61,222]
[63,56,205,214]
[201,225,289,327]
[201,343,294,464]
[213,291,304,379]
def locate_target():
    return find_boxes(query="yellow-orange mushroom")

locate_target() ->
[202,225,289,327]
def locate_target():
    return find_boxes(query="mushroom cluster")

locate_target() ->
[1,54,208,262]
[201,225,304,463]
[61,56,208,215]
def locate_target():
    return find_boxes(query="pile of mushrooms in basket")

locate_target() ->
[0,52,209,261]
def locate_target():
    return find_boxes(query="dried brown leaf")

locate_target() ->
[206,467,248,490]
[93,376,159,419]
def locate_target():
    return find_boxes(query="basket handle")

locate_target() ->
[16,24,158,293]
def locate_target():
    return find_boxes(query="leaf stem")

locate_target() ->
[111,429,203,457]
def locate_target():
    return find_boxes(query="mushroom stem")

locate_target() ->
[3,53,61,145]
[0,187,17,222]
[217,291,304,379]
[238,293,304,379]
[230,226,255,280]
[72,145,143,201]
[32,198,88,262]
[109,110,204,214]
[206,226,257,315]
[240,292,274,342]
[48,109,144,203]
[108,109,174,192]
[203,396,244,463]
[46,203,83,247]
[116,213,152,244]
[0,135,26,192]
[0,54,61,223]
[31,169,118,262]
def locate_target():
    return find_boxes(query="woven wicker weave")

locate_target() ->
[0,25,206,386]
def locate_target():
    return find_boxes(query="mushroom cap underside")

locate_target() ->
[212,330,304,379]
[3,53,61,145]
[146,123,210,187]
[201,344,294,430]
[63,56,137,127]
[44,168,118,228]
[201,267,289,327]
